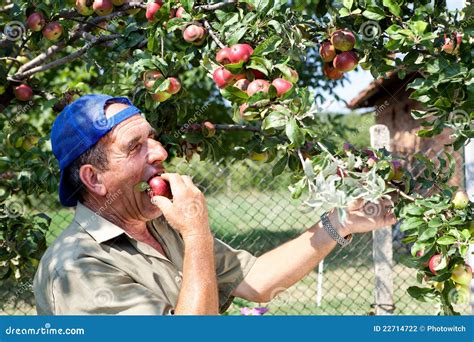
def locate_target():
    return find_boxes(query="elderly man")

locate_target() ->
[33,94,396,315]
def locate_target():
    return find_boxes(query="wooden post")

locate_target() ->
[464,141,474,314]
[370,124,394,315]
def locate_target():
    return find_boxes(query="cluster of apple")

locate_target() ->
[212,43,298,120]
[142,70,181,102]
[26,12,63,41]
[319,29,359,80]
[146,0,186,21]
[75,0,130,16]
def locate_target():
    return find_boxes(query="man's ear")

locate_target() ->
[79,164,107,197]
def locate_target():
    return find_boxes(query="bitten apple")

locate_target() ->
[148,176,172,198]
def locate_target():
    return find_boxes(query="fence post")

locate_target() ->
[370,124,394,315]
[464,141,474,314]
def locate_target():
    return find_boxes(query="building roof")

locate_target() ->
[348,71,421,109]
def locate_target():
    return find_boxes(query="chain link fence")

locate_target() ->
[0,156,470,316]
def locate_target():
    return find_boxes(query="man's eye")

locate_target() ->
[131,143,141,151]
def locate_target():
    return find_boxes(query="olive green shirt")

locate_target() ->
[33,202,257,315]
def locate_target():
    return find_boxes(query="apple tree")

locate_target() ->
[0,0,472,314]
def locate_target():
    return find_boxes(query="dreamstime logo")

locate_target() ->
[359,20,381,42]
[181,199,205,219]
[93,287,114,307]
[447,109,470,128]
[4,21,26,41]
[0,200,25,219]
[362,201,382,218]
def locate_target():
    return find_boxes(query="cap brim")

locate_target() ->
[59,170,81,207]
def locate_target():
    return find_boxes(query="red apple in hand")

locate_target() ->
[27,12,45,32]
[331,29,356,51]
[42,22,63,41]
[247,79,270,96]
[76,0,95,16]
[333,51,358,72]
[13,84,33,101]
[272,78,293,97]
[228,44,253,63]
[148,176,172,198]
[213,67,235,88]
[143,70,164,89]
[146,0,163,21]
[323,63,343,80]
[93,0,114,16]
[183,25,206,45]
[319,41,336,62]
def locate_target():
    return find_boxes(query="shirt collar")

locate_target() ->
[74,202,125,243]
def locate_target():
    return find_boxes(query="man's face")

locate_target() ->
[97,103,168,221]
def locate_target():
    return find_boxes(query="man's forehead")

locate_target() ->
[104,103,150,142]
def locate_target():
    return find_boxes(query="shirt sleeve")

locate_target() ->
[50,257,175,315]
[213,238,257,313]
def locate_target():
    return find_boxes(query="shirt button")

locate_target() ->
[175,276,182,283]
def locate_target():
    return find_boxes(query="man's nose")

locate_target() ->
[147,139,168,164]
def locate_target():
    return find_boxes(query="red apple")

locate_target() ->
[13,84,33,101]
[42,22,63,41]
[333,51,358,72]
[76,0,95,16]
[216,47,232,65]
[233,79,250,91]
[323,62,343,80]
[271,78,293,97]
[331,29,356,51]
[247,79,270,97]
[202,121,216,138]
[183,24,206,45]
[175,7,186,18]
[148,176,172,198]
[429,254,447,274]
[213,67,235,88]
[319,41,336,62]
[283,68,299,84]
[250,69,266,79]
[27,12,45,32]
[451,264,472,285]
[228,43,253,63]
[146,0,163,22]
[452,190,469,209]
[93,0,114,16]
[151,91,172,102]
[166,77,181,94]
[143,70,164,89]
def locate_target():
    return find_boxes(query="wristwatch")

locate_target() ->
[320,212,352,248]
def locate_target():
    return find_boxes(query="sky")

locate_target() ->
[323,0,466,114]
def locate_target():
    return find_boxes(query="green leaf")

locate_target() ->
[383,0,401,16]
[409,21,428,35]
[253,35,283,56]
[272,155,288,177]
[362,7,386,20]
[285,118,305,146]
[418,226,438,241]
[262,111,287,130]
[343,0,353,9]
[228,26,249,46]
[407,286,434,300]
[436,235,457,245]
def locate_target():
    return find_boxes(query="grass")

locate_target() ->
[13,189,470,316]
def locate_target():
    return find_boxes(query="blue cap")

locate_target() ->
[51,94,142,207]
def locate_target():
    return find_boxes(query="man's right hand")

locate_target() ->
[151,173,211,239]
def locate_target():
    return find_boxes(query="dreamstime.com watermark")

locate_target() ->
[4,323,85,336]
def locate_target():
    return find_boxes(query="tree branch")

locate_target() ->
[214,124,260,132]
[9,34,122,81]
[203,20,225,49]
[197,0,238,11]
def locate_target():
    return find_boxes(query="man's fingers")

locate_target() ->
[159,173,185,196]
[151,196,172,212]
